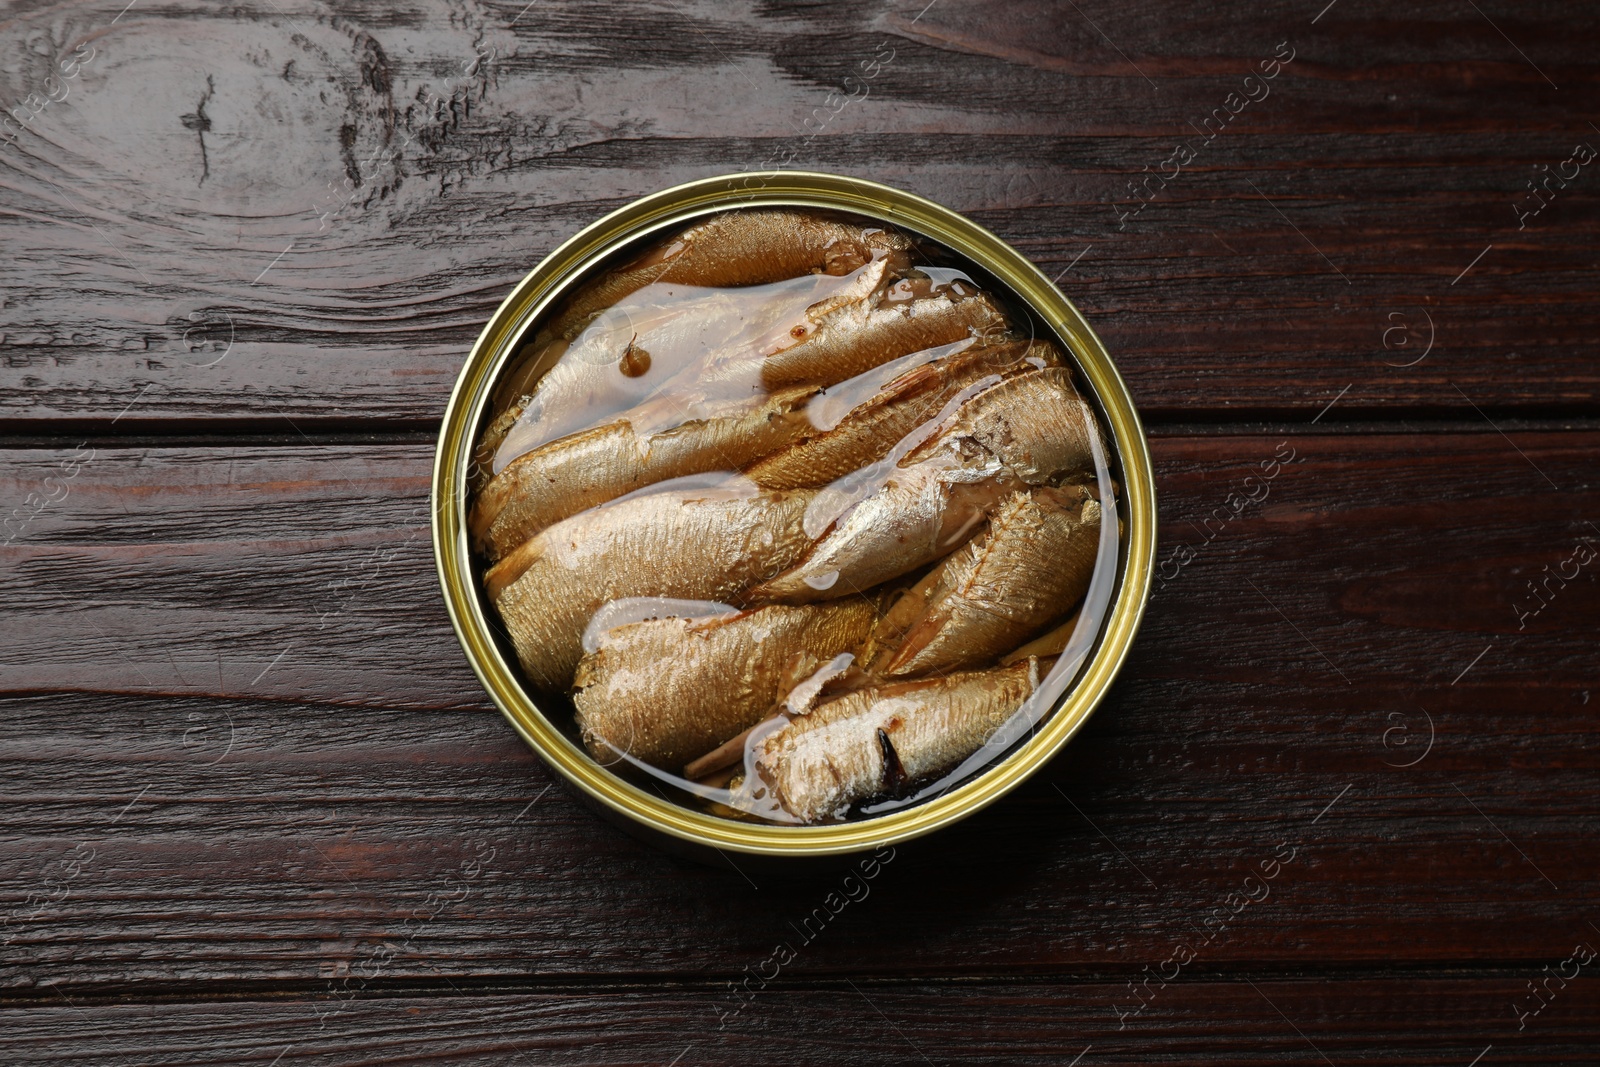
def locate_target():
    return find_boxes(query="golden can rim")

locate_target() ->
[432,171,1157,857]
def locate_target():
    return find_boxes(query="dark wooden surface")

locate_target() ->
[2,0,1597,1063]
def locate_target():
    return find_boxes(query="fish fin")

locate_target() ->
[877,727,909,796]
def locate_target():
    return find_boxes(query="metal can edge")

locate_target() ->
[432,171,1157,857]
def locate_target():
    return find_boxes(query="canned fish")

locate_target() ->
[433,172,1155,857]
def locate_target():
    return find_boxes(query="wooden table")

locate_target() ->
[3,1,1597,1062]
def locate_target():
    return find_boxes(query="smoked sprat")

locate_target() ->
[472,207,1115,825]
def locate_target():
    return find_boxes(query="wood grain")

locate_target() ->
[2,976,1596,1065]
[0,441,471,709]
[2,1,1597,429]
[4,429,1595,708]
[2,432,1594,990]
[5,0,1600,1057]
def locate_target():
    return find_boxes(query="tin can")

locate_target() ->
[433,171,1155,858]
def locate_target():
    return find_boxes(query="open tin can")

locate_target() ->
[433,171,1155,858]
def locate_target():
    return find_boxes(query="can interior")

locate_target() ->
[462,201,1132,828]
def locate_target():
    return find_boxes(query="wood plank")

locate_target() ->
[0,442,475,709]
[2,432,1596,988]
[2,976,1596,1065]
[2,1,1597,427]
[4,687,1594,988]
[4,430,1596,707]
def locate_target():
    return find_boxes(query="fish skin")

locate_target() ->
[486,222,902,460]
[488,487,817,690]
[470,385,818,560]
[746,339,1066,492]
[497,268,888,466]
[875,487,1101,676]
[573,600,880,772]
[999,609,1082,666]
[901,366,1100,483]
[749,464,1017,603]
[749,365,1099,603]
[498,290,767,462]
[486,303,1048,596]
[471,401,524,495]
[755,661,1038,823]
[547,209,914,340]
[758,276,1008,391]
[476,337,573,487]
[489,336,569,426]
